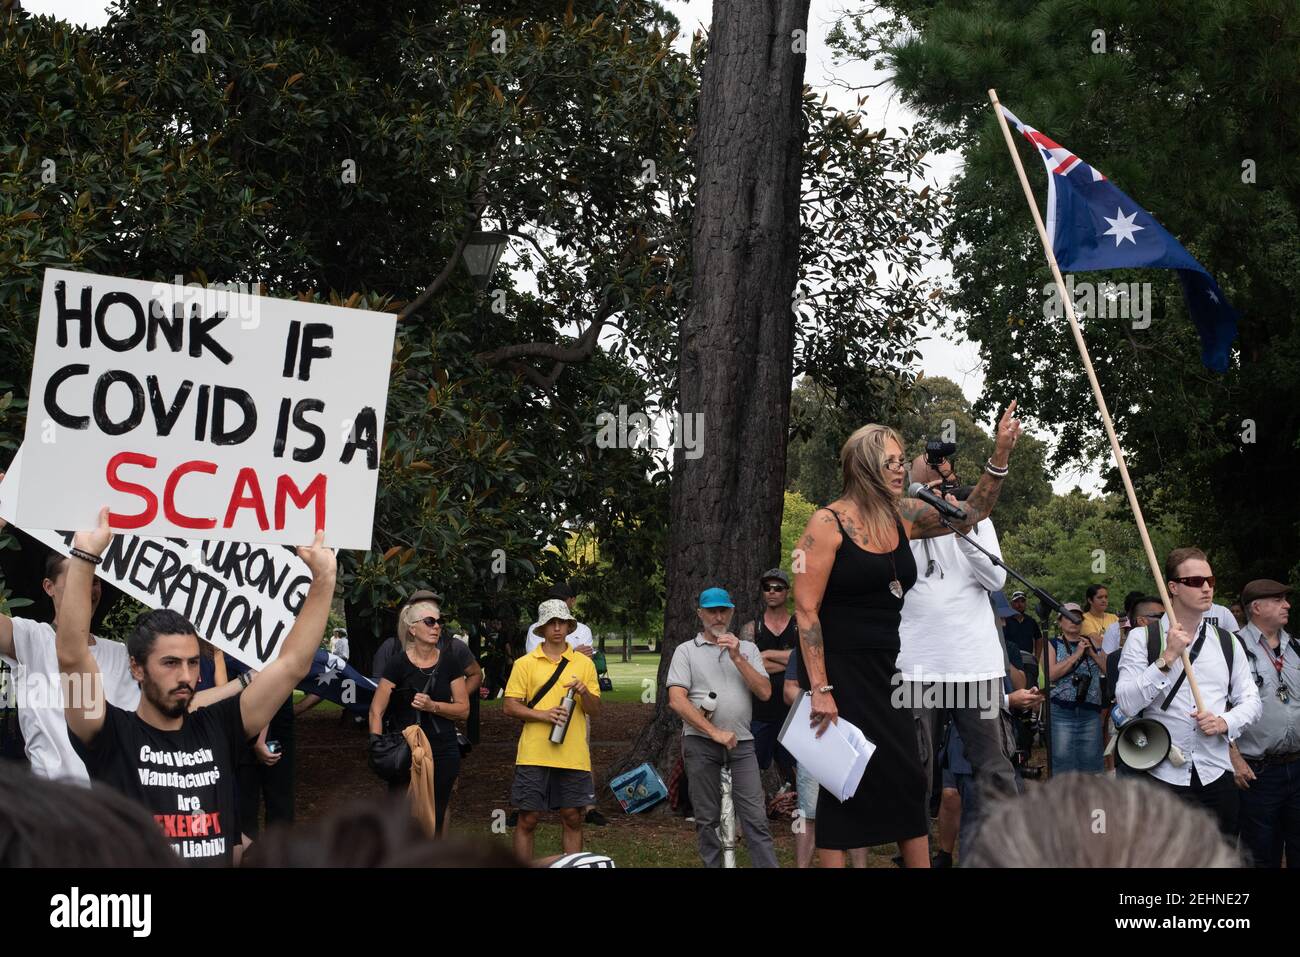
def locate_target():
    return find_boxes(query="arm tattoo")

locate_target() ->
[799,620,828,685]
[902,472,1007,539]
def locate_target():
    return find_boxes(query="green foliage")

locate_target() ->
[832,0,1300,589]
[1001,489,1189,616]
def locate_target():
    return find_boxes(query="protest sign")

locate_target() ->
[17,269,395,550]
[1,448,308,670]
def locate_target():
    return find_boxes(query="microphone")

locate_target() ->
[907,482,968,522]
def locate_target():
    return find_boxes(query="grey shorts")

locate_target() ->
[511,765,596,812]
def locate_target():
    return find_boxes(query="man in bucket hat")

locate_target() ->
[503,598,601,860]
[667,587,779,867]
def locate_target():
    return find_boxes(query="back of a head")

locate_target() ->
[965,774,1243,868]
[0,763,180,867]
[245,798,524,868]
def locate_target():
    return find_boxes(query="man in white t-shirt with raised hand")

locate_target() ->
[525,583,595,657]
[899,454,1021,848]
[0,505,140,782]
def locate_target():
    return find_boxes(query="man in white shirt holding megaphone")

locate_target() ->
[1115,546,1261,836]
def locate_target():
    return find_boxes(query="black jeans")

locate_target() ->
[1158,764,1240,838]
[1239,758,1300,867]
[236,723,294,839]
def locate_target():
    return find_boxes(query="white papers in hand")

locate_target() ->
[777,692,876,802]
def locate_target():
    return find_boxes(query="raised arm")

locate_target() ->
[59,508,113,744]
[239,531,337,737]
[900,400,1021,539]
[794,508,840,736]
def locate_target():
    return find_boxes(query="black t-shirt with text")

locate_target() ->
[69,694,247,867]
[381,641,473,744]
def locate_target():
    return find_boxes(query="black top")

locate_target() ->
[819,510,917,652]
[69,694,248,867]
[381,640,473,744]
[751,614,798,722]
[1003,615,1042,658]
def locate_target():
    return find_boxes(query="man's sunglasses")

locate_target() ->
[419,616,444,627]
[1171,576,1215,589]
[762,583,788,593]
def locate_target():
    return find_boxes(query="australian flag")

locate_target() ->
[1001,106,1238,372]
[298,650,376,714]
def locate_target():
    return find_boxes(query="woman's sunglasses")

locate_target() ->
[419,616,444,627]
[1171,576,1215,589]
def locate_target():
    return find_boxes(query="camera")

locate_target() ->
[924,438,957,467]
[1071,672,1092,704]
[923,438,974,500]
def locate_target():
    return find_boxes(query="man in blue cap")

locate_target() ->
[666,586,779,867]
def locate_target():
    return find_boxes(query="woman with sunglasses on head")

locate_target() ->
[793,401,1022,868]
[369,598,470,836]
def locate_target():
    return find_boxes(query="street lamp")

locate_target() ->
[461,230,509,289]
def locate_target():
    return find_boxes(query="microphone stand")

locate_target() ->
[938,513,1080,779]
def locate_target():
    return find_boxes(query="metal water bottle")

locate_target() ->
[549,687,577,744]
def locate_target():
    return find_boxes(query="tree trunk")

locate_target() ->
[612,0,809,787]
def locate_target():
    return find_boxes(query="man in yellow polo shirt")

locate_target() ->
[504,598,601,860]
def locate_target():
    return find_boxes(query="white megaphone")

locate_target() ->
[1115,718,1186,770]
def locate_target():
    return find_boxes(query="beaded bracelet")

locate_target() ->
[69,547,102,565]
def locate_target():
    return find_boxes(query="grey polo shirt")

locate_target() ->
[1234,623,1300,759]
[666,633,766,740]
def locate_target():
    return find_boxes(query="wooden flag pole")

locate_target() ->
[987,88,1204,713]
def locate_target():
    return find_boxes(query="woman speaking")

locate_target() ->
[793,401,1022,867]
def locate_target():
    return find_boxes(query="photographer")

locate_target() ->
[1046,602,1106,774]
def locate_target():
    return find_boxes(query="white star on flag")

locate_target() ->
[1103,207,1144,246]
[316,668,338,687]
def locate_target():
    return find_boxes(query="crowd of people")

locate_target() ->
[0,403,1294,869]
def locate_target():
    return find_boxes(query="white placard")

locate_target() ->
[1,447,306,670]
[17,268,395,550]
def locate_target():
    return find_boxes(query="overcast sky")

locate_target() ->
[24,0,1102,493]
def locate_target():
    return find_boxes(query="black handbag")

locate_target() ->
[368,671,435,782]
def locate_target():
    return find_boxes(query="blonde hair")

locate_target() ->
[839,423,905,543]
[399,600,440,645]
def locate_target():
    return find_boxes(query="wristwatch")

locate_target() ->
[1156,654,1173,672]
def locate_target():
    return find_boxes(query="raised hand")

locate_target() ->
[73,506,113,557]
[295,529,337,581]
[993,400,1022,459]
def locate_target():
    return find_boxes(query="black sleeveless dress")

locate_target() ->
[814,509,926,850]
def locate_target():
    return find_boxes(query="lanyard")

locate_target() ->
[1259,637,1284,678]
